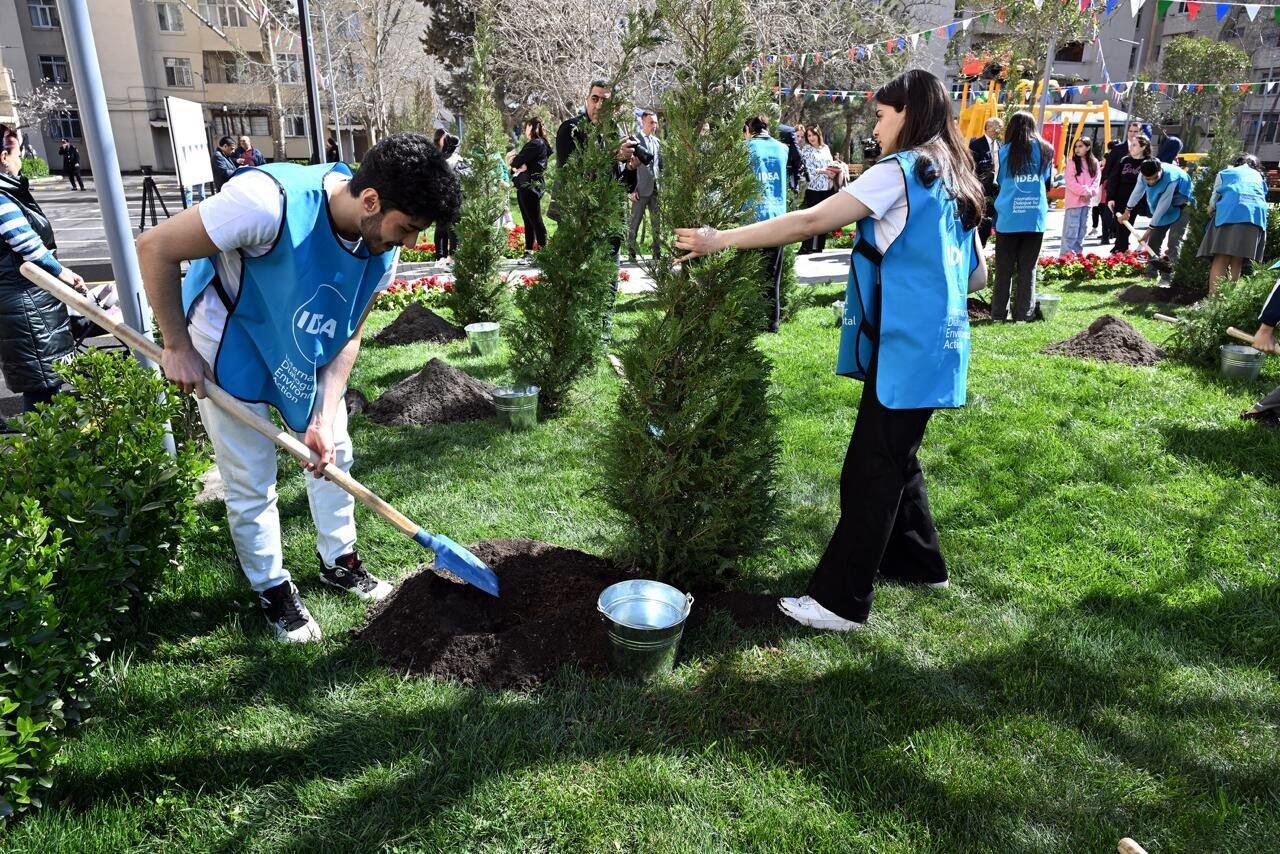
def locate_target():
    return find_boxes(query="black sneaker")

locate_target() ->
[319,552,393,602]
[259,580,321,643]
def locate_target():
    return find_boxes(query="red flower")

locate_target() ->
[619,270,631,282]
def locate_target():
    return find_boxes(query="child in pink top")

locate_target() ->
[1060,138,1101,255]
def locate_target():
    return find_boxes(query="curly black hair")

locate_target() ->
[349,132,461,227]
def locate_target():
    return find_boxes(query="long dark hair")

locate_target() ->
[1232,152,1261,171]
[525,117,547,143]
[873,69,984,230]
[1003,111,1053,178]
[1071,137,1098,178]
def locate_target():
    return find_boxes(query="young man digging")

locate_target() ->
[136,133,460,643]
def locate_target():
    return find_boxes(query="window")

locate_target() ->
[277,54,301,84]
[48,111,82,139]
[164,57,194,88]
[38,55,69,84]
[204,51,260,84]
[284,115,306,137]
[28,0,59,28]
[198,1,247,28]
[213,113,270,139]
[157,3,185,32]
[1054,42,1086,63]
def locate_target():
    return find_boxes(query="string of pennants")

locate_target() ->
[775,79,1276,103]
[758,0,1280,71]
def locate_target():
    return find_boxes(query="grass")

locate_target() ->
[7,278,1280,851]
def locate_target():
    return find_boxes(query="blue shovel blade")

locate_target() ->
[413,530,500,597]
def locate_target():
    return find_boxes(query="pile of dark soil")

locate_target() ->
[373,303,465,346]
[355,539,783,690]
[967,297,992,321]
[1117,283,1201,306]
[366,358,495,426]
[1041,314,1164,366]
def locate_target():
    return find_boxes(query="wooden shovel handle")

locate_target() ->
[1118,838,1149,854]
[19,262,419,538]
[1226,327,1259,346]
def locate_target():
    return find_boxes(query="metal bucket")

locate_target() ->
[1220,344,1264,381]
[832,299,846,326]
[1037,294,1062,321]
[465,322,500,356]
[597,579,693,679]
[493,385,539,431]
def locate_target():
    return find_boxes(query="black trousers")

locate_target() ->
[759,247,784,333]
[1096,203,1115,242]
[1112,197,1149,254]
[801,188,836,252]
[64,165,85,190]
[992,231,1043,321]
[516,187,547,251]
[435,221,457,258]
[978,196,996,246]
[806,373,945,623]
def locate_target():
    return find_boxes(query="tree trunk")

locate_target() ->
[262,23,287,160]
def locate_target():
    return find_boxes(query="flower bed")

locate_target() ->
[377,275,454,311]
[1037,251,1148,287]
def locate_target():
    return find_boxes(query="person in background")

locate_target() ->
[510,116,551,265]
[1198,153,1269,293]
[1060,138,1101,256]
[58,139,85,191]
[969,117,1003,245]
[797,125,837,254]
[434,133,464,265]
[326,138,341,163]
[1157,128,1184,164]
[991,110,1051,322]
[1118,157,1192,284]
[626,110,662,262]
[211,136,238,192]
[1099,122,1142,246]
[673,69,986,631]
[777,124,807,195]
[1107,132,1152,255]
[744,114,790,333]
[0,125,85,417]
[235,136,266,167]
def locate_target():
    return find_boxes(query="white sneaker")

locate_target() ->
[259,581,323,644]
[927,579,950,590]
[778,596,863,631]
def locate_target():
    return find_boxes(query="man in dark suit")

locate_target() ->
[626,110,661,262]
[969,117,1002,244]
[211,136,238,191]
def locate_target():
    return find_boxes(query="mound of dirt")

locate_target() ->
[373,303,465,346]
[366,358,496,426]
[355,539,784,690]
[1041,314,1164,366]
[967,297,992,321]
[1116,284,1201,306]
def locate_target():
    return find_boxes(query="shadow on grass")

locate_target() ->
[1160,423,1280,485]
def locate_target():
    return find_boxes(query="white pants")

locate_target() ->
[191,326,358,592]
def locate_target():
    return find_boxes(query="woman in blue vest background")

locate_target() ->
[991,111,1052,322]
[1197,153,1269,292]
[674,69,987,631]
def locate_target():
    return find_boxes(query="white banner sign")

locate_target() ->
[164,96,213,188]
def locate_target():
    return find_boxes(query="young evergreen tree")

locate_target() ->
[1172,109,1241,291]
[601,0,779,587]
[508,14,657,413]
[446,0,509,326]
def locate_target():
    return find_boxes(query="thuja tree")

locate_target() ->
[446,0,509,326]
[1171,108,1241,291]
[601,0,780,586]
[509,13,657,413]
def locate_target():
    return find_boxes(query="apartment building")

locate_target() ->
[5,0,371,173]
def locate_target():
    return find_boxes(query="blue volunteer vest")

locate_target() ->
[1144,163,1192,227]
[836,151,974,410]
[994,142,1048,233]
[180,162,394,431]
[746,135,788,222]
[1214,165,1268,229]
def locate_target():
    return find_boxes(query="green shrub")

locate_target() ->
[602,0,779,587]
[1164,269,1276,366]
[0,500,66,820]
[0,351,200,819]
[20,157,49,179]
[1264,204,1280,265]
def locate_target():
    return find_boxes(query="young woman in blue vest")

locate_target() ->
[991,111,1052,322]
[1197,153,1269,292]
[135,134,460,643]
[674,69,986,630]
[1117,158,1193,284]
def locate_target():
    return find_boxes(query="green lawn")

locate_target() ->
[6,279,1280,851]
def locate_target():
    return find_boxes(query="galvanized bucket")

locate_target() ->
[1220,344,1264,381]
[465,322,500,356]
[597,579,693,679]
[1037,294,1062,321]
[493,385,539,431]
[832,299,846,326]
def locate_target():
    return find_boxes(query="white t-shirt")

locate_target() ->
[190,169,397,342]
[840,160,909,254]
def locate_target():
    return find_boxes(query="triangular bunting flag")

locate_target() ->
[848,46,859,60]
[946,23,957,37]
[1130,0,1147,15]
[1269,81,1277,93]
[1080,0,1090,10]
[1274,4,1280,23]
[896,36,907,51]
[996,8,1007,22]
[1105,0,1119,13]
[981,13,991,25]
[1032,0,1043,7]
[885,39,895,54]
[1158,0,1173,17]
[922,30,932,43]
[1215,3,1228,21]
[961,17,972,30]
[909,33,919,50]
[1245,3,1260,19]
[1187,2,1200,20]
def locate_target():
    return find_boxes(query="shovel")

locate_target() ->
[1116,215,1152,253]
[1153,313,1259,347]
[20,262,499,598]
